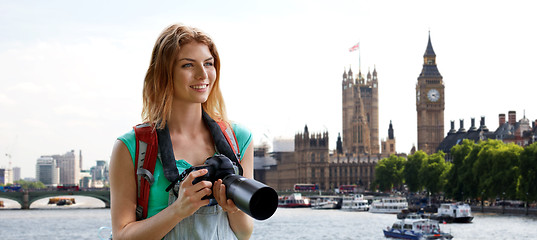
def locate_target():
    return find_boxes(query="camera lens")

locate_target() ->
[223,175,278,220]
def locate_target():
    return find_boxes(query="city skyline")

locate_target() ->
[1,0,536,178]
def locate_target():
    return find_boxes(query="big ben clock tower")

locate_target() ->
[416,32,444,154]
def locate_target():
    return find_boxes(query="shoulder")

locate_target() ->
[117,128,136,163]
[231,122,251,140]
[230,122,253,160]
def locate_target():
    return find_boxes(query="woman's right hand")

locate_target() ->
[172,169,213,217]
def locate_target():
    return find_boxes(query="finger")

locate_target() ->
[194,186,213,201]
[211,179,222,202]
[184,169,210,186]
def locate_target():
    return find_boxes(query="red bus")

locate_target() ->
[294,183,319,191]
[338,185,357,194]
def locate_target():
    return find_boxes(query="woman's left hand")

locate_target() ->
[213,179,240,214]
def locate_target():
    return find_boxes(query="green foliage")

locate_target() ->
[471,140,522,200]
[374,154,406,192]
[517,142,537,202]
[419,151,450,195]
[443,139,537,202]
[404,150,427,192]
[13,179,46,189]
[445,139,475,200]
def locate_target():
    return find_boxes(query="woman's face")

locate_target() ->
[172,42,216,105]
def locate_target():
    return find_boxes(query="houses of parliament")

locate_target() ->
[258,34,444,192]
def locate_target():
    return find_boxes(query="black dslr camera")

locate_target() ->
[191,154,278,221]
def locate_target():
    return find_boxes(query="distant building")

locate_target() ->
[38,150,81,186]
[253,144,277,185]
[416,33,445,155]
[79,170,92,188]
[342,66,379,155]
[380,121,397,156]
[495,111,536,146]
[437,111,537,161]
[36,156,60,186]
[259,56,409,191]
[263,125,386,191]
[12,167,21,181]
[90,160,109,188]
[0,168,12,185]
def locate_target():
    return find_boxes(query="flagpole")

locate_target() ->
[359,41,361,73]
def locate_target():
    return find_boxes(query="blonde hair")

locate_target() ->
[141,24,228,128]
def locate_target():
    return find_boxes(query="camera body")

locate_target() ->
[190,154,278,220]
[191,154,238,199]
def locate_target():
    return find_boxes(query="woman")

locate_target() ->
[109,24,254,240]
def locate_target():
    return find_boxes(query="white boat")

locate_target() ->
[383,218,453,239]
[278,193,311,208]
[430,202,473,223]
[311,195,342,209]
[369,196,408,214]
[341,194,370,211]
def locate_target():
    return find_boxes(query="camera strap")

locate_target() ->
[158,109,244,192]
[201,110,243,176]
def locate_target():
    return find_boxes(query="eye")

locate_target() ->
[181,63,193,68]
[204,61,214,67]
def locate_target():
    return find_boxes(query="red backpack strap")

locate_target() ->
[217,121,240,162]
[133,123,159,220]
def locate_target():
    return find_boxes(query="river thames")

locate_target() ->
[1,197,537,239]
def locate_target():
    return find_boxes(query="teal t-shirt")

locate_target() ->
[118,122,252,218]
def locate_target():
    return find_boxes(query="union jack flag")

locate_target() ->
[349,43,359,52]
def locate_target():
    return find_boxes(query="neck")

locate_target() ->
[167,102,205,135]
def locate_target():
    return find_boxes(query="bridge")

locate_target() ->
[0,189,110,209]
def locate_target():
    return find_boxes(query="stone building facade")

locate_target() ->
[263,125,381,192]
[262,65,398,192]
[416,33,445,154]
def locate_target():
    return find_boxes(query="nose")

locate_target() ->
[195,65,208,80]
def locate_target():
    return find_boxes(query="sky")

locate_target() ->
[1,0,536,178]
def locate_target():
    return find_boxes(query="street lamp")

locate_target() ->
[526,192,529,216]
[502,192,506,214]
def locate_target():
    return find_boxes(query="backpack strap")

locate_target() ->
[218,121,240,161]
[133,123,158,220]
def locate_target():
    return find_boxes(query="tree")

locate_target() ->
[517,142,537,204]
[419,151,450,195]
[473,140,521,201]
[404,150,427,192]
[374,154,406,192]
[445,139,474,200]
[489,143,522,199]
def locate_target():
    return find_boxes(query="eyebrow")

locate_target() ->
[178,57,214,62]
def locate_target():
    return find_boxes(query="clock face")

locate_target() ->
[427,89,440,102]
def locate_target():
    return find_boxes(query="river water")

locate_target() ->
[1,198,537,239]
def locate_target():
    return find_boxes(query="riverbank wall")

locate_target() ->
[471,206,537,216]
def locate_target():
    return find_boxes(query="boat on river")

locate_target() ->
[369,197,408,214]
[48,197,76,206]
[341,194,370,211]
[310,195,342,209]
[429,202,473,223]
[383,218,453,239]
[278,193,311,208]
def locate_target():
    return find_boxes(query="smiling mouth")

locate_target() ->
[191,84,209,90]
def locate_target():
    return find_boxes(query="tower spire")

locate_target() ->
[424,31,436,57]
